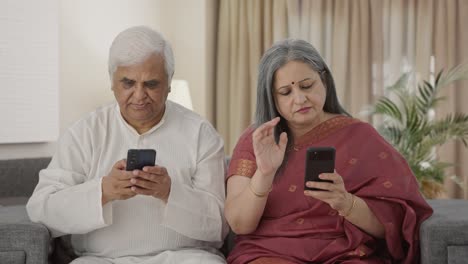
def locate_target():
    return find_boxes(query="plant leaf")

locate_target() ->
[365,63,468,192]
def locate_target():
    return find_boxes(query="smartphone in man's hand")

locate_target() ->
[304,147,335,191]
[126,149,156,171]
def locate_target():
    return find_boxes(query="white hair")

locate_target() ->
[108,26,175,83]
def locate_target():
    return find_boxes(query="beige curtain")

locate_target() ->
[215,0,468,198]
[287,0,374,120]
[215,0,288,154]
[432,0,468,199]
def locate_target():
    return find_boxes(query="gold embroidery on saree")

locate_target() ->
[234,159,256,177]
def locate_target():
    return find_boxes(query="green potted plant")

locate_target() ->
[366,64,468,198]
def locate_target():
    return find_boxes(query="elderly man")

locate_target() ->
[26,26,227,263]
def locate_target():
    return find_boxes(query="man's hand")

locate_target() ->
[101,160,136,205]
[130,165,172,203]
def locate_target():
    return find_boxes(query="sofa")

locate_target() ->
[1,157,467,264]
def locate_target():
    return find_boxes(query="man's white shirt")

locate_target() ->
[26,101,228,259]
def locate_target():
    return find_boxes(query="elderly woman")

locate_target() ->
[225,39,433,264]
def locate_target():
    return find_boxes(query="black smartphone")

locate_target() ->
[126,149,156,171]
[304,147,335,191]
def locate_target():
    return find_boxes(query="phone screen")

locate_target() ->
[304,147,335,191]
[126,149,156,171]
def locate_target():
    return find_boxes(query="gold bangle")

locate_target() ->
[339,194,356,217]
[248,181,272,197]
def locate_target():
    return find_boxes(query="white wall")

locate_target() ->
[0,0,217,159]
[158,0,217,121]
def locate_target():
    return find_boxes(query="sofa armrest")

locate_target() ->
[0,205,50,264]
[420,199,468,264]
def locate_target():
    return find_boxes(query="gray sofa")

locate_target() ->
[0,158,51,264]
[1,158,467,264]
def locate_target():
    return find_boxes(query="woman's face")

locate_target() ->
[273,60,327,133]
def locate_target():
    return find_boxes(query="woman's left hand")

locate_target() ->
[304,171,352,214]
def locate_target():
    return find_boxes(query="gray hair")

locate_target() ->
[108,26,175,83]
[255,39,349,171]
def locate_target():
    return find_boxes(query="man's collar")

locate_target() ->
[115,101,169,136]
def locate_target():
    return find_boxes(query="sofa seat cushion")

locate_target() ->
[0,205,30,223]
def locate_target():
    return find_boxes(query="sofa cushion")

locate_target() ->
[0,158,51,199]
[0,197,29,207]
[0,205,30,223]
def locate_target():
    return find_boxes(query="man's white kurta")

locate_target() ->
[26,101,228,259]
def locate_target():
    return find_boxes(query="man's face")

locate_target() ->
[112,53,170,131]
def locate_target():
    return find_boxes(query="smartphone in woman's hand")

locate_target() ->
[304,147,335,191]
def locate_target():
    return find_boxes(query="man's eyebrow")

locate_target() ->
[120,77,134,82]
[143,79,159,84]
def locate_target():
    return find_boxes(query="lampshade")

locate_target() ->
[168,79,193,110]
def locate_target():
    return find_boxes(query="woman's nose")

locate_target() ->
[293,91,307,104]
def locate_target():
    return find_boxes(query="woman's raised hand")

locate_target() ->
[252,117,288,176]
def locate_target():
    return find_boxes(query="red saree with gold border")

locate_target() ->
[226,116,433,264]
